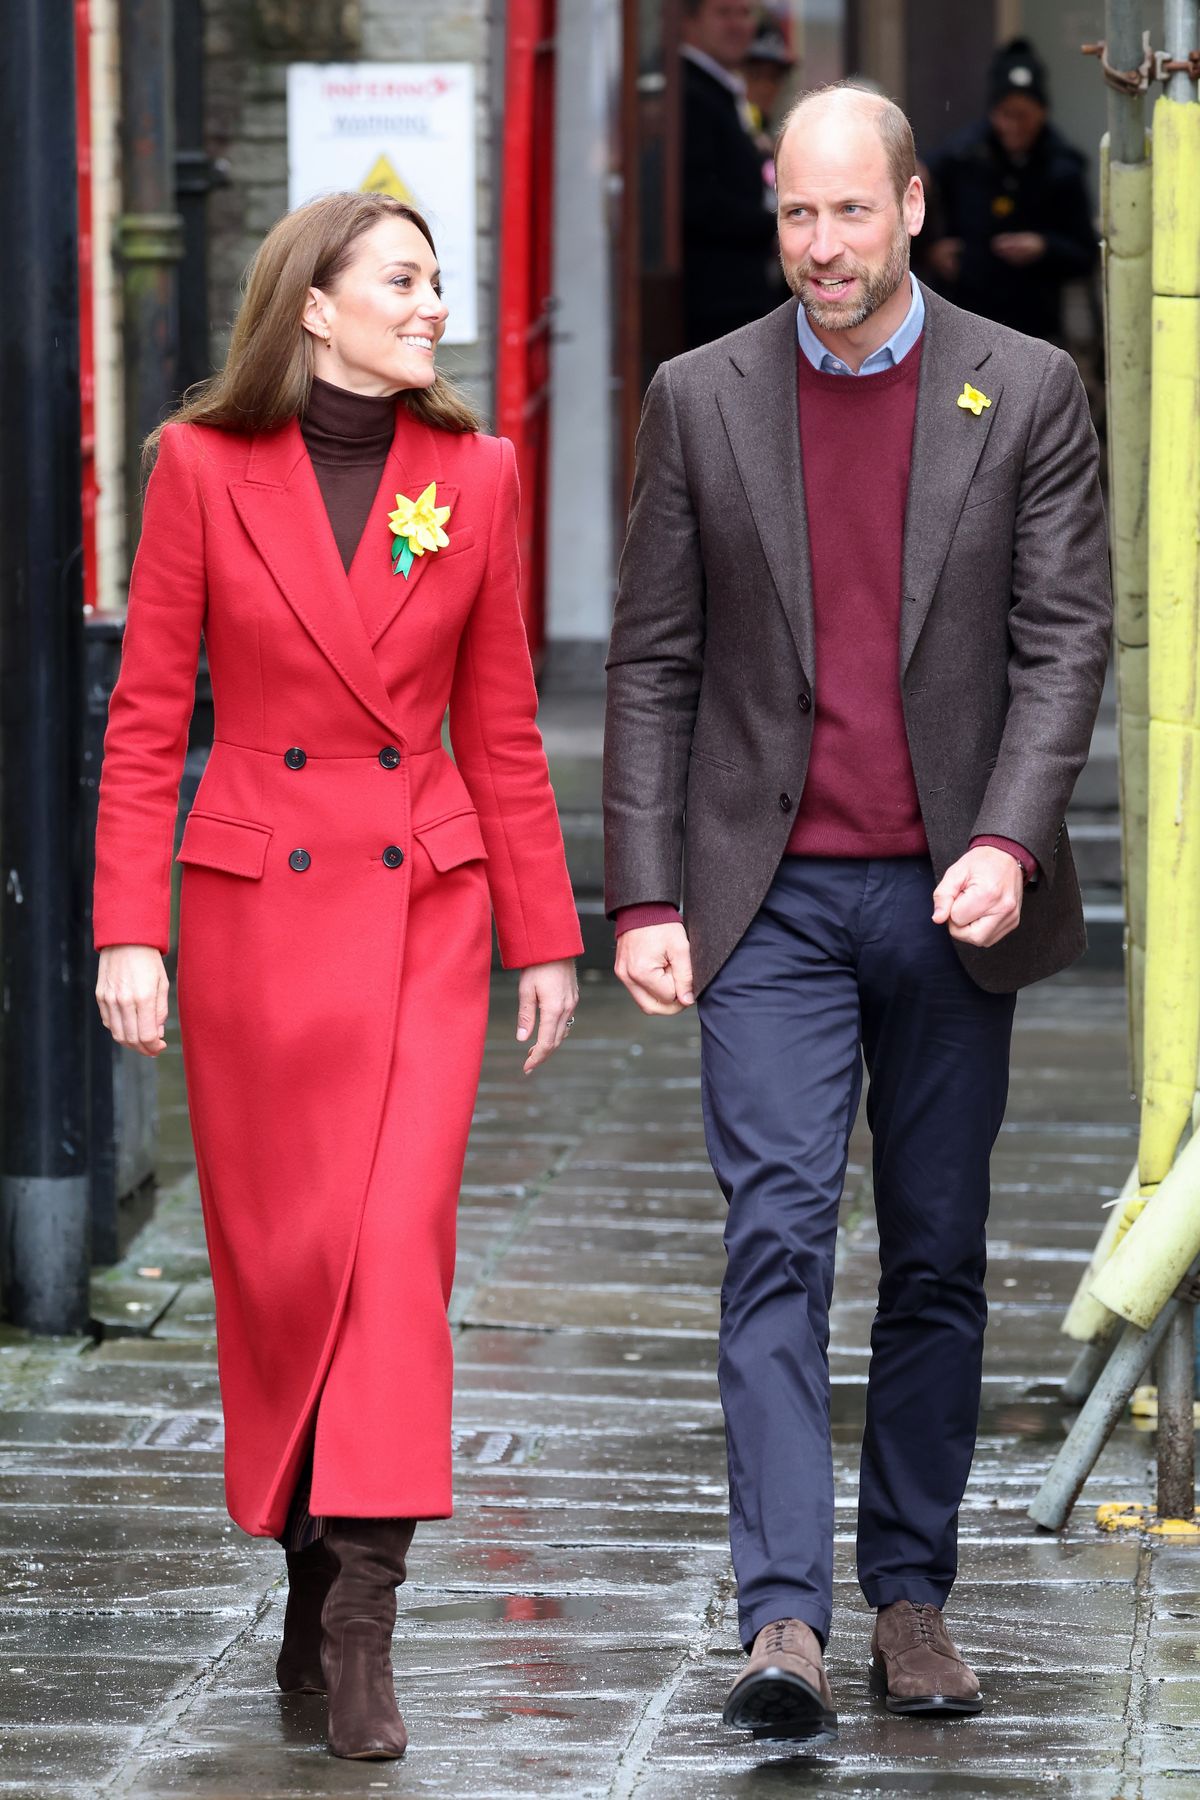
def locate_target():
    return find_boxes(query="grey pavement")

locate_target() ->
[1,967,1196,1797]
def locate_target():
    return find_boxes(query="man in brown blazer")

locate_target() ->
[604,85,1110,1739]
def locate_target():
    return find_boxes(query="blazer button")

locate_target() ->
[797,693,812,713]
[284,747,307,770]
[378,745,402,769]
[289,848,311,872]
[779,793,793,812]
[382,845,405,868]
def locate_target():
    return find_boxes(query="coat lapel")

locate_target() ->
[353,418,460,647]
[229,419,405,741]
[716,301,815,681]
[900,283,1003,672]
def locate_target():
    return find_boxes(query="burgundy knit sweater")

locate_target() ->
[785,343,928,856]
[616,331,1032,936]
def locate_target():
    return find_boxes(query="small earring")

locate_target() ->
[323,334,332,349]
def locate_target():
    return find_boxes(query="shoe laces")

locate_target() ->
[906,1603,939,1648]
[763,1619,790,1655]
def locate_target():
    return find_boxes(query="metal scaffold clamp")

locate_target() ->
[1082,32,1200,91]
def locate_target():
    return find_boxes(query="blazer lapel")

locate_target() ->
[229,421,403,741]
[900,283,1003,672]
[354,415,461,646]
[716,301,815,681]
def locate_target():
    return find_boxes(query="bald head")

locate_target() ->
[775,84,917,207]
[774,83,924,347]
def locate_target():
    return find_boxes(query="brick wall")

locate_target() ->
[203,0,496,419]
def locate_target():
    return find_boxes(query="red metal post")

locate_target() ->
[75,0,98,613]
[495,0,557,661]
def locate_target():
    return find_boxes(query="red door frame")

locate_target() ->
[495,0,557,662]
[75,0,98,613]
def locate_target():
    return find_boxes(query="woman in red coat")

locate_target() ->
[93,193,582,1760]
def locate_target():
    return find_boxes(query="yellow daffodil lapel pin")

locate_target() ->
[388,482,452,578]
[956,381,991,417]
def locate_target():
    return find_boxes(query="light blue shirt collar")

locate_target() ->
[796,276,925,376]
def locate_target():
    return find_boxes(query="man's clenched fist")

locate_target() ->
[615,922,696,1015]
[932,846,1025,947]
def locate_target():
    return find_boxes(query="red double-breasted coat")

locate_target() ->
[93,411,582,1536]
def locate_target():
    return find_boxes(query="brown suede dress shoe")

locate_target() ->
[723,1618,838,1739]
[870,1601,982,1714]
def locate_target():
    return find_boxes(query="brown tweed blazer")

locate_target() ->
[604,283,1112,995]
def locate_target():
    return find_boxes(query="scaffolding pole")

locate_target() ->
[1031,1259,1200,1530]
[1057,0,1152,1393]
[1032,0,1200,1526]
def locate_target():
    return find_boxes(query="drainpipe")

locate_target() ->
[117,0,182,541]
[0,0,91,1333]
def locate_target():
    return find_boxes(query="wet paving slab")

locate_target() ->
[0,972,1196,1796]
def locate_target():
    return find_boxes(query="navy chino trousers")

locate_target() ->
[697,858,1016,1650]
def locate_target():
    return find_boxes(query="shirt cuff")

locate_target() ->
[615,904,683,938]
[970,835,1038,884]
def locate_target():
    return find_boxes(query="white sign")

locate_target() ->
[287,63,478,344]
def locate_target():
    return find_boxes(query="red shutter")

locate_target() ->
[75,0,98,613]
[495,0,557,663]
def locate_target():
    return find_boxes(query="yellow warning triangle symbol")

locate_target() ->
[361,154,416,203]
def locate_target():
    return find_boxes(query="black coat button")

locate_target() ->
[382,845,405,868]
[779,793,793,811]
[284,747,307,770]
[797,693,812,714]
[379,746,402,769]
[288,848,311,872]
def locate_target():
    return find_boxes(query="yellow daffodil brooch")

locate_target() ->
[388,482,452,578]
[957,381,991,417]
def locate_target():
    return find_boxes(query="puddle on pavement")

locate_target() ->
[447,1699,581,1724]
[403,1595,604,1624]
[827,1384,1069,1441]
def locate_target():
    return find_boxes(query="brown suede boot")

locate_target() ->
[870,1601,983,1714]
[723,1618,838,1739]
[276,1539,335,1693]
[320,1518,415,1759]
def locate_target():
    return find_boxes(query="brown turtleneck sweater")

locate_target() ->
[300,376,398,572]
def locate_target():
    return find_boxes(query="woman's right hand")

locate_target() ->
[96,946,170,1057]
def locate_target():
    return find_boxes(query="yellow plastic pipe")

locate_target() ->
[1062,1164,1140,1342]
[1140,712,1200,1186]
[1103,144,1153,1095]
[1093,95,1200,1329]
[1151,97,1200,295]
[1136,95,1200,1195]
[1057,139,1153,1347]
[1092,1127,1200,1328]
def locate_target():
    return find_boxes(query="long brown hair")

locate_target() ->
[147,193,483,461]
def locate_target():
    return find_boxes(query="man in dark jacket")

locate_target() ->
[924,37,1097,342]
[606,82,1111,1738]
[681,0,779,348]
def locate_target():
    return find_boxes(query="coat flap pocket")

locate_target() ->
[963,450,1019,511]
[177,812,272,879]
[436,525,477,560]
[414,810,488,872]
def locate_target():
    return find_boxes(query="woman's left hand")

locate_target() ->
[516,959,579,1074]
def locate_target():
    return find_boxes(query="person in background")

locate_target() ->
[923,37,1098,343]
[743,21,797,311]
[743,20,796,147]
[681,0,778,349]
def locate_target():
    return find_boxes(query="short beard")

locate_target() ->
[785,218,910,332]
